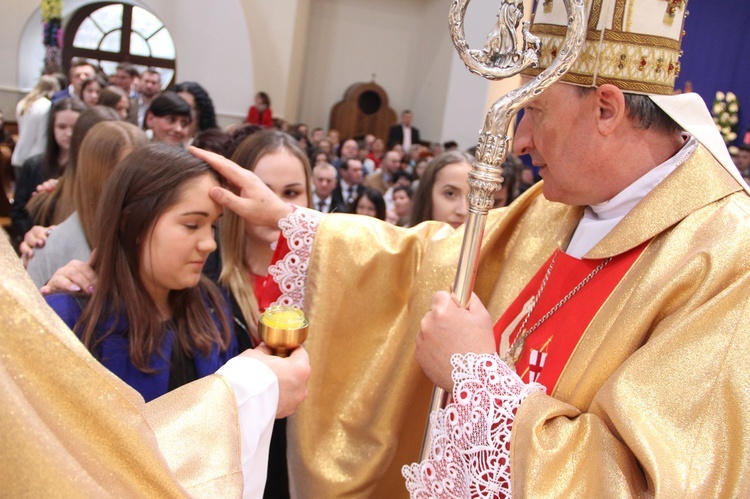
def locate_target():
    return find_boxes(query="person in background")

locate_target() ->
[79,75,107,108]
[98,85,131,122]
[110,63,140,124]
[12,98,85,238]
[10,75,60,178]
[391,184,413,227]
[22,106,121,262]
[192,128,233,158]
[51,58,96,103]
[387,110,421,152]
[312,163,344,214]
[27,121,148,287]
[409,150,473,228]
[144,91,192,147]
[136,68,162,127]
[352,188,386,221]
[246,91,273,128]
[212,130,312,499]
[172,81,218,144]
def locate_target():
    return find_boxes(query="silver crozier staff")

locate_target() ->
[420,0,588,460]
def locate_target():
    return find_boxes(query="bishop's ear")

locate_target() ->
[595,84,626,135]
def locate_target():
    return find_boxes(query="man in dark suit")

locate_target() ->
[387,110,421,152]
[312,163,346,213]
[51,58,96,103]
[332,157,365,210]
[111,63,141,125]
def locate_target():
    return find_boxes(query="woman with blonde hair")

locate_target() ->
[212,129,311,499]
[11,75,61,177]
[216,129,313,349]
[27,121,147,287]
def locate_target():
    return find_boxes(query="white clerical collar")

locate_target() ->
[566,135,697,258]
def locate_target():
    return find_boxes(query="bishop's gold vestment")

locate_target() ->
[0,234,244,497]
[288,144,750,497]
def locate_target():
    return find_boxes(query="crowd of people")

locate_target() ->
[3,56,529,498]
[3,0,750,496]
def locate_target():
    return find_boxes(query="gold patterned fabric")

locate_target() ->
[0,234,244,497]
[287,145,750,497]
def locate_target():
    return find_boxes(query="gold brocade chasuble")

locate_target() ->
[288,144,750,497]
[0,235,244,497]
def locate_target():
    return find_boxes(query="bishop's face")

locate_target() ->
[512,81,607,206]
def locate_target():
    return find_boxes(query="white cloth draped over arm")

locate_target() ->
[217,357,280,499]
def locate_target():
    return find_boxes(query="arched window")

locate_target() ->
[63,2,176,87]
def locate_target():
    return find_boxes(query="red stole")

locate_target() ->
[493,242,648,393]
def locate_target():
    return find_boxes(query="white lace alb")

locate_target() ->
[267,208,322,309]
[402,353,543,498]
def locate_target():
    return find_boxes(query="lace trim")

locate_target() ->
[268,208,322,309]
[402,353,544,498]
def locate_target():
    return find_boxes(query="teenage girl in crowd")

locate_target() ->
[45,144,237,401]
[27,121,148,287]
[11,98,85,237]
[79,75,107,107]
[215,129,312,349]
[212,129,311,499]
[409,150,473,228]
[20,106,121,263]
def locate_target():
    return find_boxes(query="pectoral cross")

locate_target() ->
[543,0,553,13]
[663,0,685,24]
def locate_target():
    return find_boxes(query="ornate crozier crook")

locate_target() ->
[420,0,587,460]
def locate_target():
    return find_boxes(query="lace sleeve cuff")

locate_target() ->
[267,207,323,309]
[402,353,544,498]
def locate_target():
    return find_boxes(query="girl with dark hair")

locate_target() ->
[23,105,120,250]
[172,81,218,142]
[27,121,148,287]
[144,91,192,146]
[245,91,272,128]
[11,98,85,237]
[98,85,130,121]
[409,150,473,227]
[352,188,387,221]
[45,144,236,401]
[80,75,107,107]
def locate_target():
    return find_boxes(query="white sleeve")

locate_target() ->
[402,353,544,498]
[217,356,280,499]
[268,207,323,309]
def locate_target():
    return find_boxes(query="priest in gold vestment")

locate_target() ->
[197,1,750,497]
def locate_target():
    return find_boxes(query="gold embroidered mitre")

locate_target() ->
[523,0,688,95]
